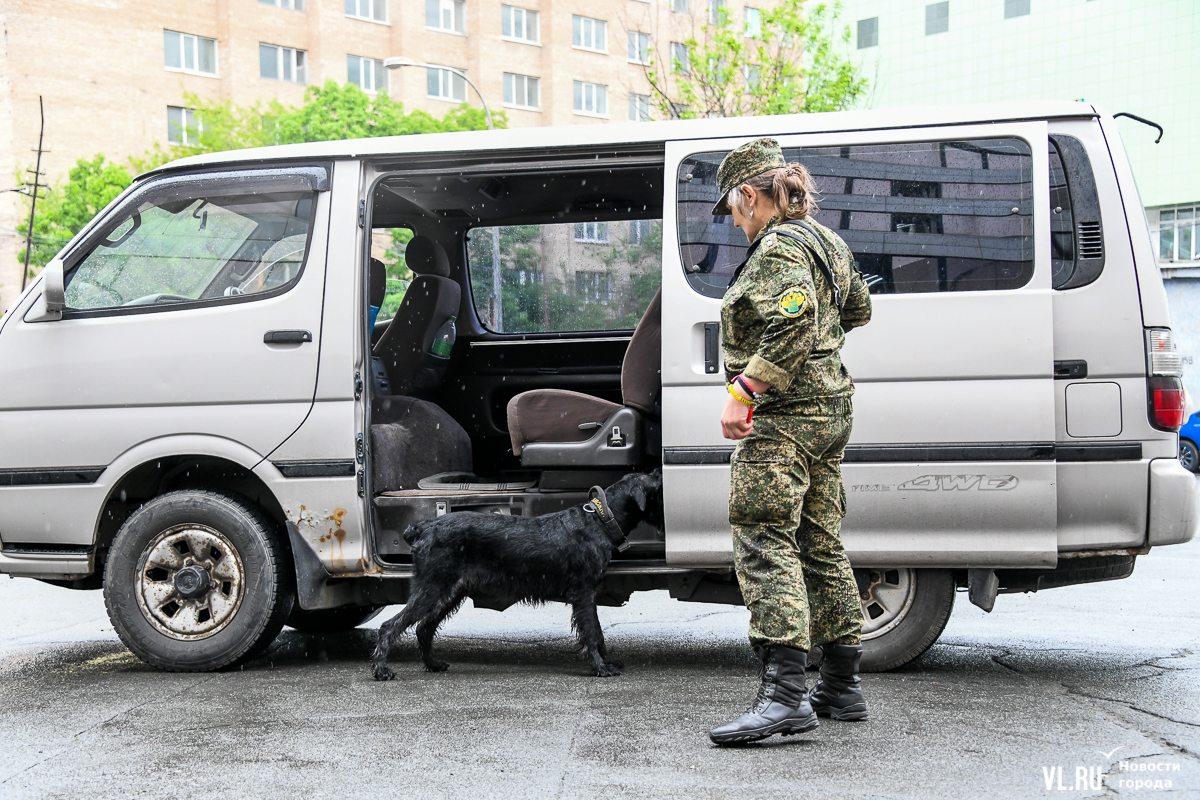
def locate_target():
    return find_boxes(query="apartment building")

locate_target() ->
[836,0,1200,392]
[0,0,761,311]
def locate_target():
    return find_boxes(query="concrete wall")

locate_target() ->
[1163,274,1200,402]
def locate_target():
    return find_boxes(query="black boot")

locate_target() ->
[807,643,868,721]
[709,645,819,745]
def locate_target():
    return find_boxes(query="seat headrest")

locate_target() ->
[369,257,387,308]
[405,235,451,278]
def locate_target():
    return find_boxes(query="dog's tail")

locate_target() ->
[402,520,433,546]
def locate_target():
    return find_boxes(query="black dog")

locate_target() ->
[371,469,663,681]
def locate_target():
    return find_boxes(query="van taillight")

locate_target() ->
[1146,328,1185,431]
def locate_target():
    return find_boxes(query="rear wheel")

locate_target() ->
[1180,439,1199,473]
[103,490,294,672]
[855,568,955,672]
[287,606,383,633]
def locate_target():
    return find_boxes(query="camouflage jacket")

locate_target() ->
[720,208,873,416]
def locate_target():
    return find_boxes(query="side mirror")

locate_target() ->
[23,259,66,323]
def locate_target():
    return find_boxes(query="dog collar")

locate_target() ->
[584,486,631,552]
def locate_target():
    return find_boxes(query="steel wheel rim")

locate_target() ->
[859,568,917,639]
[134,524,246,640]
[1181,443,1196,471]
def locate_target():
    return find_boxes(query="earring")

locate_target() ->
[749,207,755,218]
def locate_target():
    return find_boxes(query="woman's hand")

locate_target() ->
[721,394,754,440]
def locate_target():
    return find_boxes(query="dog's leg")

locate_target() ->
[588,599,624,672]
[371,587,443,681]
[571,594,621,677]
[415,585,467,672]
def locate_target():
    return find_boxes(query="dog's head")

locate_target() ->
[611,468,664,530]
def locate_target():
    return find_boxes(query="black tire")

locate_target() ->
[103,490,294,672]
[287,605,383,633]
[1180,438,1199,473]
[858,568,955,673]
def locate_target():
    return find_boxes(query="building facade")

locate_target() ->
[0,0,747,311]
[836,0,1200,394]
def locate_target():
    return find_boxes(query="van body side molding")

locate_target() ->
[663,442,1142,465]
[0,467,105,486]
[272,459,357,478]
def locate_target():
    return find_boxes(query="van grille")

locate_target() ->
[1077,221,1103,259]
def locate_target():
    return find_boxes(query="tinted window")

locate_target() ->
[467,221,661,333]
[677,138,1034,298]
[66,189,315,310]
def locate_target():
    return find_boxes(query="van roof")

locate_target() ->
[153,101,1099,176]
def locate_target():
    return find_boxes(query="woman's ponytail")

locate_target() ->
[740,161,819,219]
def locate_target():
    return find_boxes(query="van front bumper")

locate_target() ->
[1148,457,1198,546]
[0,549,93,580]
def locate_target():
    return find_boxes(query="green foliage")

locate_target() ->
[15,155,133,277]
[376,227,415,321]
[643,0,866,119]
[21,82,501,271]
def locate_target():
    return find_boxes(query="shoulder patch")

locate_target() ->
[778,286,808,318]
[762,232,777,251]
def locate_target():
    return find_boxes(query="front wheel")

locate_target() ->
[103,490,294,672]
[1180,439,1199,473]
[855,568,955,672]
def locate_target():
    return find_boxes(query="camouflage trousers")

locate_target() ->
[729,398,863,652]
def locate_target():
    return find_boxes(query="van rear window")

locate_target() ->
[677,137,1034,297]
[466,221,662,334]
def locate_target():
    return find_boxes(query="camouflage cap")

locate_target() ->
[711,137,785,216]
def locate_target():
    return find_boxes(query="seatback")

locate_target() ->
[373,236,461,395]
[621,288,662,415]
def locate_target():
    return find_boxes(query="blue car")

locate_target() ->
[1180,411,1200,472]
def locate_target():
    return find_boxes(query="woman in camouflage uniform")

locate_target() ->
[708,138,874,745]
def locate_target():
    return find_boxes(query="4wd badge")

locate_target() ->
[779,286,808,318]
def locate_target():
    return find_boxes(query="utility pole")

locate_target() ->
[21,96,46,294]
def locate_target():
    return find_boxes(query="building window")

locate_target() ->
[348,55,387,92]
[573,81,608,116]
[925,2,949,35]
[167,106,201,144]
[426,0,465,33]
[629,93,651,121]
[627,31,651,64]
[575,270,612,301]
[427,66,467,101]
[707,0,725,24]
[1004,0,1030,18]
[346,0,387,22]
[1158,208,1197,262]
[670,42,690,74]
[857,17,878,48]
[572,16,607,52]
[261,0,304,9]
[671,0,687,11]
[503,73,540,109]
[744,64,761,89]
[164,31,218,76]
[629,219,653,244]
[502,5,538,42]
[743,7,761,36]
[575,222,609,243]
[259,44,306,83]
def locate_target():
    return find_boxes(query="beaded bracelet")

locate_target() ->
[728,382,754,406]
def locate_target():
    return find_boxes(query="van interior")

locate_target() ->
[362,147,667,566]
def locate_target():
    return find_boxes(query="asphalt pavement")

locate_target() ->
[1,508,1198,798]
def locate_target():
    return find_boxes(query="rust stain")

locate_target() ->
[326,508,348,526]
[333,529,346,543]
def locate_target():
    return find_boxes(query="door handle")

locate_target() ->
[1053,360,1087,379]
[703,322,720,374]
[264,329,313,344]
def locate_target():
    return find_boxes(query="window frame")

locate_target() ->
[925,1,949,35]
[627,30,651,64]
[501,5,540,44]
[348,55,388,93]
[345,0,389,24]
[670,42,690,75]
[427,65,468,102]
[260,0,305,11]
[857,16,878,48]
[163,30,219,78]
[572,80,609,117]
[628,93,652,122]
[572,15,608,53]
[167,106,201,145]
[1004,0,1031,19]
[58,165,330,320]
[503,72,541,110]
[743,7,761,37]
[259,43,307,83]
[426,0,466,34]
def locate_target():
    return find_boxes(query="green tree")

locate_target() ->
[15,155,132,277]
[21,82,501,272]
[641,0,865,119]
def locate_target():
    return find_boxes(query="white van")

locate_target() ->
[1,101,1193,672]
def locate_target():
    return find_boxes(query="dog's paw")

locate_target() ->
[372,665,397,682]
[592,663,623,677]
[423,659,450,673]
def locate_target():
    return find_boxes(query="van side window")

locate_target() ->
[466,221,662,333]
[64,185,317,312]
[1049,134,1105,290]
[677,138,1035,297]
